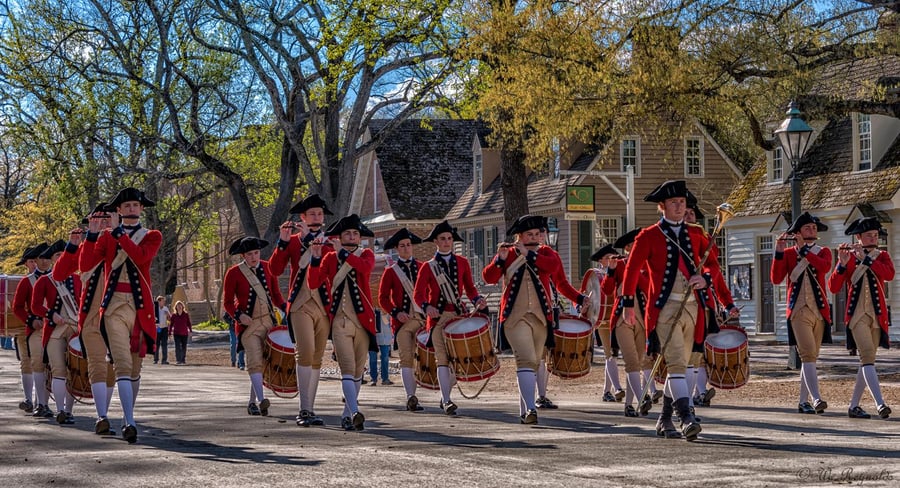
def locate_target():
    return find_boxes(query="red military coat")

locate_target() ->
[543,245,585,306]
[80,227,162,356]
[269,232,334,306]
[308,248,376,334]
[223,260,287,338]
[31,273,82,347]
[770,244,832,322]
[378,259,421,333]
[621,222,715,347]
[482,247,557,325]
[601,258,650,331]
[54,242,105,333]
[828,249,894,334]
[413,254,481,331]
[13,272,41,335]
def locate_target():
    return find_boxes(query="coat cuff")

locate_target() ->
[621,296,635,308]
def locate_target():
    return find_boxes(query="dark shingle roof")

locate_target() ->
[368,119,490,220]
[809,56,900,102]
[445,149,595,220]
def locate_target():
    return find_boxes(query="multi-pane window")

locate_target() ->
[595,217,621,247]
[474,151,483,194]
[772,147,783,182]
[685,138,702,177]
[759,235,773,253]
[620,138,639,175]
[858,114,872,171]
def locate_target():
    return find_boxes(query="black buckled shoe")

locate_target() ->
[247,402,261,416]
[601,392,616,402]
[341,417,354,431]
[624,405,639,417]
[351,411,365,431]
[18,400,33,412]
[33,404,52,418]
[675,398,701,442]
[652,390,664,404]
[56,411,74,425]
[797,402,816,414]
[848,406,871,419]
[536,396,558,409]
[813,399,828,414]
[520,409,538,425]
[614,389,626,402]
[122,424,138,444]
[296,409,313,427]
[690,406,702,423]
[406,395,424,412]
[638,395,653,416]
[877,405,892,419]
[702,387,716,406]
[655,396,679,438]
[441,401,458,416]
[308,412,325,426]
[259,398,270,416]
[95,417,112,435]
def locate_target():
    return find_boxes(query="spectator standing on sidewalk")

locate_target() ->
[226,312,245,370]
[154,296,171,364]
[368,310,394,386]
[169,301,192,365]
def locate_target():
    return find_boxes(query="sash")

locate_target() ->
[238,262,275,320]
[52,279,79,323]
[429,258,462,310]
[391,264,424,315]
[788,244,821,283]
[850,249,880,286]
[333,248,364,290]
[111,228,149,272]
[503,253,528,281]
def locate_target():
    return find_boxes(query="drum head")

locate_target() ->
[267,326,294,350]
[707,328,746,350]
[444,316,488,336]
[416,329,429,347]
[68,335,82,354]
[557,317,591,334]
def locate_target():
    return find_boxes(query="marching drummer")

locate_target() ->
[483,215,588,424]
[13,242,52,418]
[580,244,625,405]
[603,229,657,417]
[308,214,376,431]
[55,206,118,434]
[223,236,286,418]
[11,243,44,415]
[413,220,488,417]
[621,180,717,441]
[270,194,335,428]
[377,228,426,412]
[771,211,832,415]
[31,240,81,425]
[828,217,893,419]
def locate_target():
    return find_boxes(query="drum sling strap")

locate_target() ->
[429,258,464,313]
[238,262,278,327]
[51,278,79,325]
[390,263,424,317]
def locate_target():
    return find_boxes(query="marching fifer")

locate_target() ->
[14,242,53,418]
[11,244,45,415]
[581,244,625,405]
[828,217,893,419]
[771,211,832,415]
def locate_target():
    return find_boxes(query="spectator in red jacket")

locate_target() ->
[169,301,192,365]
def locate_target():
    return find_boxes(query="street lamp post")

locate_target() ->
[774,101,813,370]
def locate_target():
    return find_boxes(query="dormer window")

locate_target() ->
[769,146,784,183]
[473,150,483,195]
[684,137,703,177]
[620,137,641,176]
[857,113,872,172]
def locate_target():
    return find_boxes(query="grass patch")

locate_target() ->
[194,318,228,331]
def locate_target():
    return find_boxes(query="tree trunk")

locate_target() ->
[500,147,529,239]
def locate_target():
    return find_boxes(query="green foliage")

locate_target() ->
[194,318,228,331]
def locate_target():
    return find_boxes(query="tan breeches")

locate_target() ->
[331,313,370,378]
[615,316,650,373]
[290,303,331,368]
[596,322,613,358]
[849,313,882,365]
[655,300,698,375]
[790,305,824,363]
[81,317,116,386]
[105,292,142,380]
[28,331,45,373]
[504,313,547,371]
[16,333,32,374]
[242,318,270,375]
[46,323,77,378]
[395,317,424,369]
[432,312,456,367]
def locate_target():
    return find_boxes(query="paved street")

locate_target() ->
[1,344,898,488]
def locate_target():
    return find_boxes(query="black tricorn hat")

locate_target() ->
[324,214,375,238]
[28,243,49,260]
[16,246,34,266]
[506,215,545,237]
[845,217,885,236]
[644,180,690,203]
[614,227,642,249]
[786,211,828,234]
[290,194,333,215]
[685,191,704,220]
[424,220,464,242]
[590,244,618,262]
[228,236,269,256]
[105,187,155,210]
[383,228,422,250]
[38,240,66,259]
[81,202,109,225]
